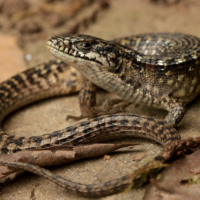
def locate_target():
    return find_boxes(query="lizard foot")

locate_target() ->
[66,99,131,121]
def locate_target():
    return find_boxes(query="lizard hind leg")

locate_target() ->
[66,78,131,120]
[161,96,186,127]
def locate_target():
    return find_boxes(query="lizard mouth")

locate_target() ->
[46,40,66,52]
[46,40,95,73]
[46,37,103,70]
[46,43,51,50]
[46,38,76,63]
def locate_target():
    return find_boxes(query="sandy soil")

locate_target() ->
[0,0,200,199]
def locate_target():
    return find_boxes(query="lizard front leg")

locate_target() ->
[161,96,186,127]
[67,78,130,120]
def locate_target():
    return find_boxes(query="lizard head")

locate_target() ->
[46,34,130,89]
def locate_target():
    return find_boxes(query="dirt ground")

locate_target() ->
[0,0,200,199]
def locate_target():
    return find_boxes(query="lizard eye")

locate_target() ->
[78,42,92,50]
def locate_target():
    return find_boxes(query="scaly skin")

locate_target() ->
[0,113,181,197]
[0,33,200,197]
[47,33,200,126]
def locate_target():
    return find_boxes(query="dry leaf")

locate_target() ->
[0,143,136,178]
[0,35,27,82]
[144,149,200,200]
[103,155,111,160]
[132,154,146,161]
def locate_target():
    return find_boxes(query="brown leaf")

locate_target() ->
[144,149,200,200]
[132,154,146,161]
[0,143,136,178]
[0,35,27,82]
[103,155,111,160]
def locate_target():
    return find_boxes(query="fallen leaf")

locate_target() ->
[0,143,136,178]
[103,155,111,160]
[132,154,146,161]
[144,149,200,200]
[0,35,27,82]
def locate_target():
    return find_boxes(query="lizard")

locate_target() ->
[0,33,199,197]
[46,33,200,127]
